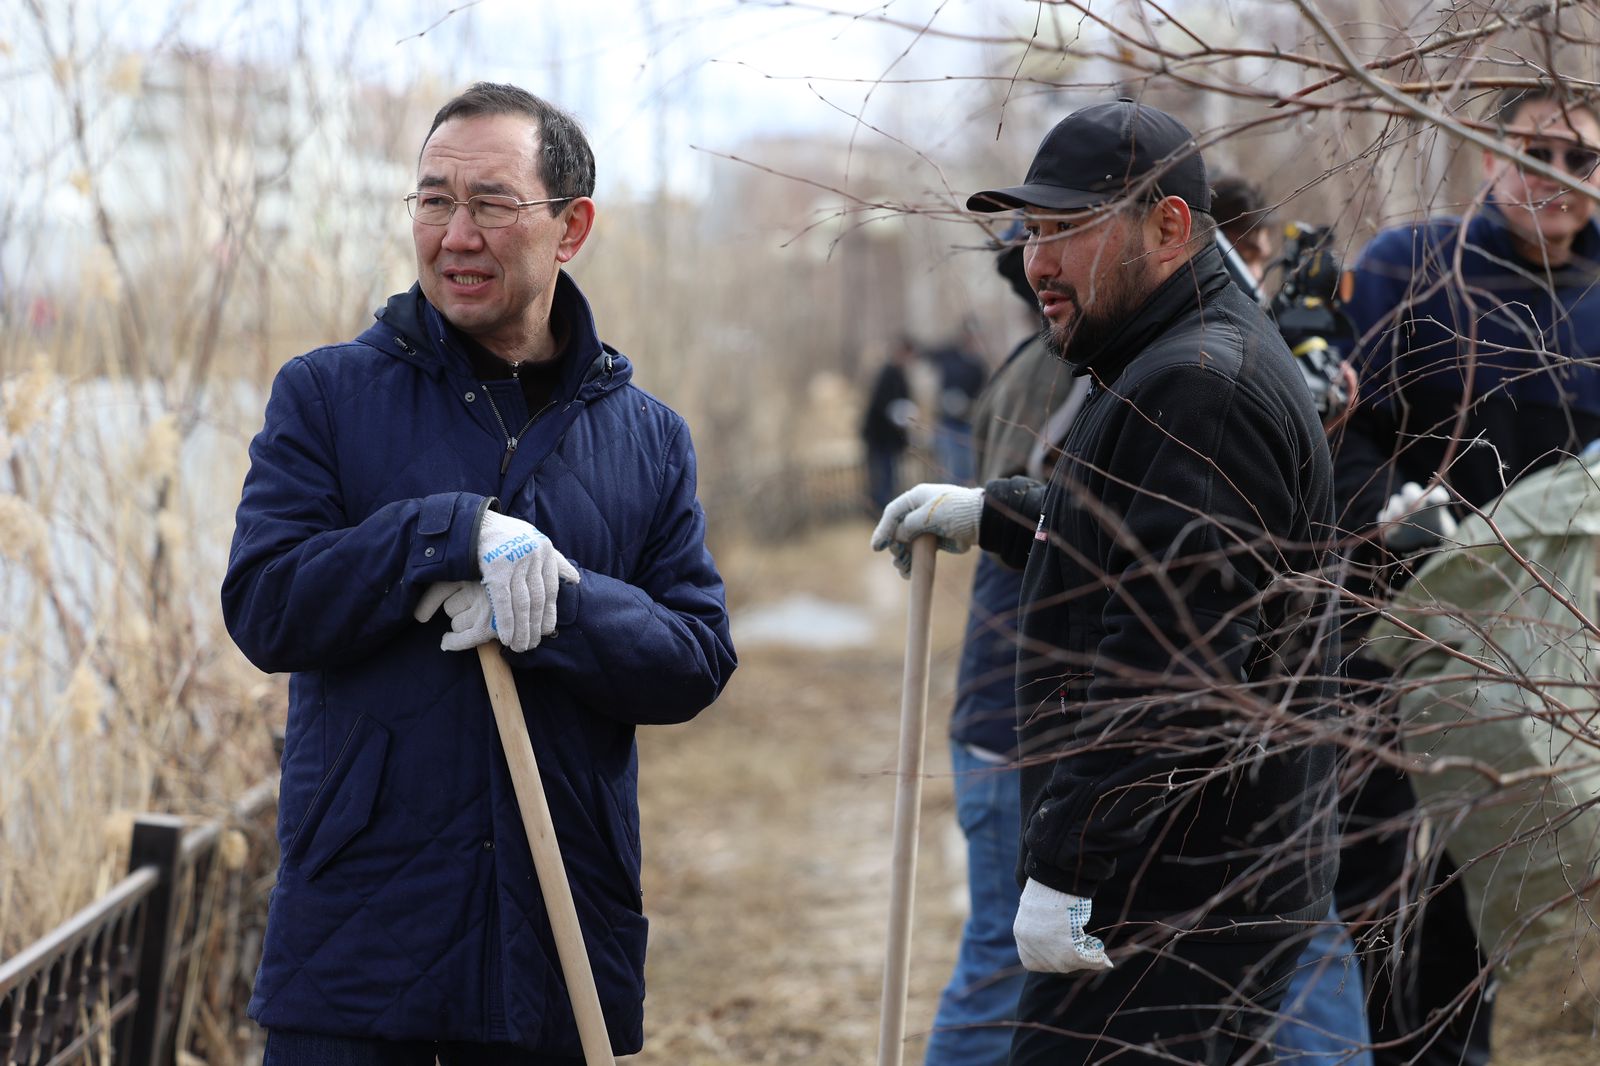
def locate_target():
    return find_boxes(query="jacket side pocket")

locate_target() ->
[285,714,390,881]
[592,769,645,912]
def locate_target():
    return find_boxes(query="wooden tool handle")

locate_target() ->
[478,643,616,1066]
[876,536,937,1066]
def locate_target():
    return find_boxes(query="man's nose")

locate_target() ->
[440,206,485,249]
[1024,241,1056,289]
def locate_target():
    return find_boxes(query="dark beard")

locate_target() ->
[1043,293,1138,366]
[1040,233,1153,366]
[1036,278,1152,364]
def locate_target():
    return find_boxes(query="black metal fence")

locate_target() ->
[703,449,941,541]
[0,779,279,1066]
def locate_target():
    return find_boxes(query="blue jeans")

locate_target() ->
[866,446,902,511]
[923,743,1025,1066]
[1271,907,1374,1064]
[933,422,975,485]
[263,1030,583,1066]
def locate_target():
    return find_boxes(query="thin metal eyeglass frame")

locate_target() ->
[404,192,575,228]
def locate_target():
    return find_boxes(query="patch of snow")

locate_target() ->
[734,594,878,650]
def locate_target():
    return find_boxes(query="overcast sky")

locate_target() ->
[395,0,1051,198]
[32,0,1053,199]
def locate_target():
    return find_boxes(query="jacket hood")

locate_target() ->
[1067,241,1232,382]
[360,270,632,403]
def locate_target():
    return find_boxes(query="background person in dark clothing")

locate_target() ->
[928,322,988,483]
[861,335,919,511]
[873,99,1340,1065]
[1331,83,1600,1066]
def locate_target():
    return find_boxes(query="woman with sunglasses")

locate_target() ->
[1323,83,1600,1066]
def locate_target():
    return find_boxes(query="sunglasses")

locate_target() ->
[1517,141,1600,178]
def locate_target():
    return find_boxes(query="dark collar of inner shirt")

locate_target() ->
[459,314,571,382]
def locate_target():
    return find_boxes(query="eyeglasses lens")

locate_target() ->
[406,194,521,228]
[469,198,519,227]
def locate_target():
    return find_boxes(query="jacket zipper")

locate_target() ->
[476,348,614,470]
[481,386,559,475]
[391,332,611,473]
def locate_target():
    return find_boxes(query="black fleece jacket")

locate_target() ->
[980,244,1340,937]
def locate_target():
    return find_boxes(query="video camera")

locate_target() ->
[1269,222,1356,423]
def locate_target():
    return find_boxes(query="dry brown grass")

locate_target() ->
[1498,941,1600,1066]
[0,365,282,956]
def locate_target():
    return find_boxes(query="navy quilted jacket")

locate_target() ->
[222,272,736,1055]
[1334,206,1600,527]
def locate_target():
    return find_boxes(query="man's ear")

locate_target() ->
[556,197,597,264]
[1143,195,1193,264]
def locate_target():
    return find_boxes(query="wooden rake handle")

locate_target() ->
[876,535,938,1066]
[477,644,616,1066]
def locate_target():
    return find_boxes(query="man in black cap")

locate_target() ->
[872,99,1341,1064]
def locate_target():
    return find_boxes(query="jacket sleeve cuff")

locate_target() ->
[979,475,1044,568]
[408,491,492,584]
[1023,792,1118,898]
[555,572,581,628]
[1024,851,1110,899]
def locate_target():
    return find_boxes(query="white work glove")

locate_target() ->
[1012,878,1114,974]
[869,483,985,578]
[476,510,581,652]
[1376,482,1458,553]
[414,581,496,652]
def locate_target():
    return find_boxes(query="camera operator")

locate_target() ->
[1333,83,1600,1066]
[1269,222,1359,428]
[1215,176,1359,432]
[1213,175,1275,291]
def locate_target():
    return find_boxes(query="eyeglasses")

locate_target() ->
[1516,141,1600,178]
[404,191,574,228]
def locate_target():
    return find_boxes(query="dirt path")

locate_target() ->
[627,521,976,1065]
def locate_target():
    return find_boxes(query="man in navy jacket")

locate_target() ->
[1331,84,1600,1066]
[223,82,735,1064]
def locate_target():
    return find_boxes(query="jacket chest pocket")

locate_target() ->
[285,714,390,881]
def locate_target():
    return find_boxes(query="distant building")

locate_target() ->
[6,47,432,354]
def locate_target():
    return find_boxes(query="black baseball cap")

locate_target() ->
[968,99,1211,214]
